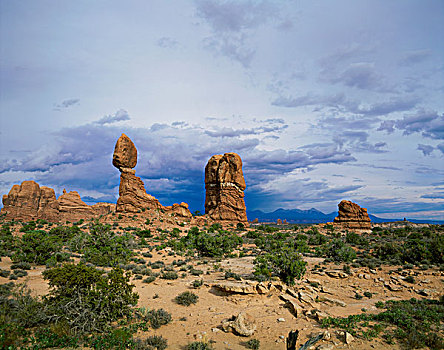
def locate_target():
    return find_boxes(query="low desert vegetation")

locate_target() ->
[0,218,442,348]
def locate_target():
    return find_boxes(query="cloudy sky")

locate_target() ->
[1,0,443,219]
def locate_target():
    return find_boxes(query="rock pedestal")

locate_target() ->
[204,153,247,223]
[334,200,371,230]
[112,134,191,218]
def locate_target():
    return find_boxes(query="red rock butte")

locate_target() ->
[333,200,371,230]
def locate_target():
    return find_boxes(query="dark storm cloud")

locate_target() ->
[417,144,434,156]
[95,109,130,125]
[1,117,357,211]
[53,98,80,111]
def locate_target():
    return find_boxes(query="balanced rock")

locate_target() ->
[1,181,59,221]
[334,200,371,230]
[112,133,137,170]
[112,134,192,217]
[205,153,247,223]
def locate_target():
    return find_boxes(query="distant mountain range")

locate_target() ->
[247,208,444,225]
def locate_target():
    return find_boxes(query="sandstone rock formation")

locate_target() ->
[205,153,247,223]
[1,182,112,222]
[1,181,59,221]
[113,134,192,218]
[333,200,371,230]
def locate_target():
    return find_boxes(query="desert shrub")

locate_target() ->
[402,238,431,264]
[161,271,178,280]
[49,225,81,242]
[0,224,16,257]
[173,228,243,258]
[364,291,373,298]
[13,230,63,265]
[346,232,369,247]
[245,230,262,239]
[225,270,241,280]
[320,239,356,262]
[256,225,279,233]
[321,297,444,349]
[308,233,327,245]
[12,269,28,278]
[0,268,10,277]
[143,335,168,350]
[236,222,246,231]
[10,262,31,270]
[190,268,203,276]
[143,276,156,284]
[142,308,172,329]
[175,291,199,306]
[79,224,135,266]
[20,221,36,232]
[0,283,48,329]
[192,279,203,288]
[43,263,138,333]
[186,341,213,350]
[428,234,444,264]
[245,338,260,349]
[254,245,306,285]
[89,327,133,349]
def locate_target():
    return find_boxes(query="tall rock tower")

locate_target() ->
[204,152,248,223]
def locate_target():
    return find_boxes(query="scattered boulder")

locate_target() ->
[221,311,256,336]
[325,270,348,279]
[333,200,371,230]
[205,153,248,223]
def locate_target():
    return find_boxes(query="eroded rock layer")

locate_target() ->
[205,153,247,223]
[334,200,371,230]
[1,181,112,222]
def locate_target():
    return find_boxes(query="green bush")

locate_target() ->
[161,271,178,280]
[192,279,203,288]
[254,245,306,285]
[172,228,243,258]
[245,338,260,349]
[142,308,172,329]
[175,291,199,306]
[186,341,213,350]
[321,239,356,262]
[78,224,135,266]
[43,263,138,334]
[143,335,168,350]
[13,230,63,265]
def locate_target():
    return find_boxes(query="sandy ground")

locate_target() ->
[2,244,442,350]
